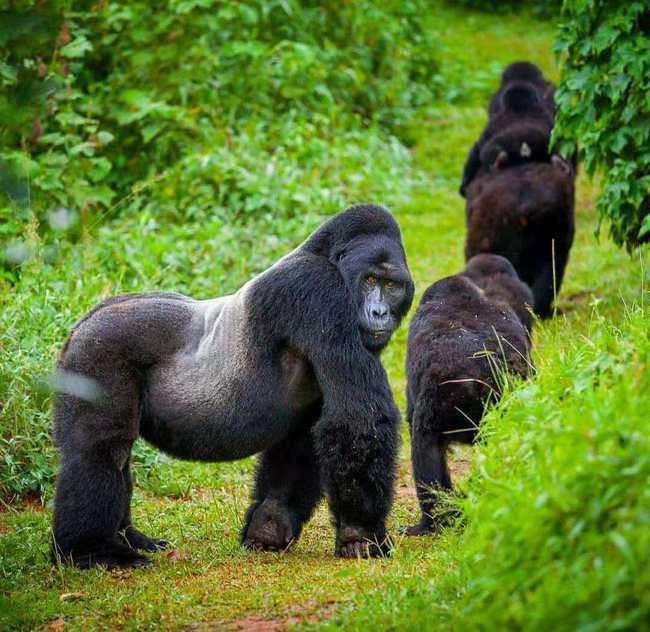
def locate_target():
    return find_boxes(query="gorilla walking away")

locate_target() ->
[403,254,532,536]
[464,159,575,318]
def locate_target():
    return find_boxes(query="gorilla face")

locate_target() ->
[335,234,414,353]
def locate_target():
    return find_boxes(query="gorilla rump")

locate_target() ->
[51,204,414,569]
[403,254,532,536]
[460,61,560,197]
[464,160,575,318]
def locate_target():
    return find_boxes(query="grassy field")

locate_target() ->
[1,5,648,631]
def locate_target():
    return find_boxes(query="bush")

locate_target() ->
[554,1,650,249]
[0,0,439,260]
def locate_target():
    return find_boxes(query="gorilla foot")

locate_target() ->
[242,499,295,552]
[53,539,152,570]
[402,506,462,536]
[120,526,169,552]
[335,526,392,559]
[400,520,435,537]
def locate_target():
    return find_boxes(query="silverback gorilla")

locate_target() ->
[51,204,414,569]
[459,61,563,197]
[403,254,533,536]
[464,160,575,318]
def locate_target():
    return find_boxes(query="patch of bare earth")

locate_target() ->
[187,602,336,631]
[396,453,472,499]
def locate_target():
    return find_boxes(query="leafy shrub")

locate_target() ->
[0,0,439,258]
[0,2,115,274]
[554,1,650,249]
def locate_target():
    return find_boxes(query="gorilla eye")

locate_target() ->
[366,276,378,286]
[385,280,400,289]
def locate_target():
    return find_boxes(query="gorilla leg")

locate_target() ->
[51,347,149,569]
[532,237,571,318]
[531,260,556,318]
[51,449,150,569]
[242,420,322,552]
[118,457,169,552]
[404,427,453,536]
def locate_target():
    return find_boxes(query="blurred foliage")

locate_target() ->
[447,0,561,16]
[554,0,650,249]
[0,0,439,276]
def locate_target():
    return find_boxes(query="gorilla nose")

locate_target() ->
[371,305,389,321]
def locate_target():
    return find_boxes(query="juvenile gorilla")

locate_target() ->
[51,204,414,569]
[460,61,562,196]
[403,255,532,536]
[464,160,575,318]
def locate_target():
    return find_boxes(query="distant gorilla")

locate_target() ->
[403,254,533,536]
[487,61,555,118]
[464,160,575,318]
[460,61,565,196]
[51,204,414,569]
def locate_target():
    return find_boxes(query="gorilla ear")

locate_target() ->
[520,142,531,158]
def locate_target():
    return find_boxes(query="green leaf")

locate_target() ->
[60,36,93,59]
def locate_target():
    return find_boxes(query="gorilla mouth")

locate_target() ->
[362,328,392,344]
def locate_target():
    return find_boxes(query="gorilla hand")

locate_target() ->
[335,526,392,559]
[242,499,296,552]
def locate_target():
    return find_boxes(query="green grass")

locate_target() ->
[1,4,648,631]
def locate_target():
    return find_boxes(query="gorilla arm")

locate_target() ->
[312,350,398,557]
[460,127,494,197]
[276,255,400,557]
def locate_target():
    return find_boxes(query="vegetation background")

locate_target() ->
[1,1,648,629]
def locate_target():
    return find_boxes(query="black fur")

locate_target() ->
[51,204,414,568]
[487,61,555,118]
[464,161,575,318]
[460,61,561,197]
[403,255,532,536]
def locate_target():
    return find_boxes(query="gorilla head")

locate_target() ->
[479,121,552,174]
[303,204,414,353]
[336,233,413,352]
[463,253,534,332]
[463,251,519,278]
[500,60,545,84]
[501,81,544,114]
